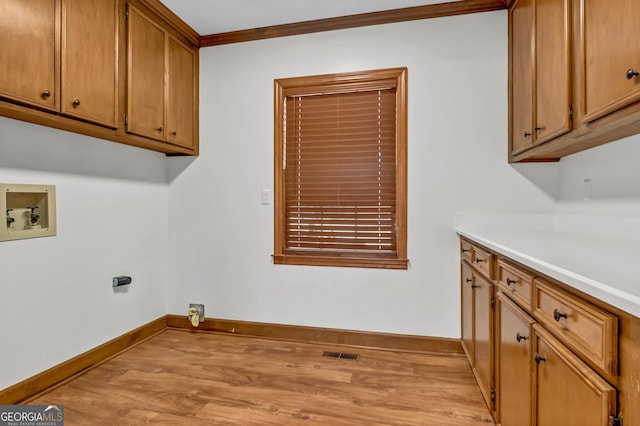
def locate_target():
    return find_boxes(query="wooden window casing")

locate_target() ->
[273,68,408,269]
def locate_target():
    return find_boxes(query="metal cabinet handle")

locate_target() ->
[465,278,472,283]
[475,258,485,264]
[553,308,568,322]
[534,353,547,364]
[170,131,177,136]
[471,285,480,289]
[462,249,471,253]
[626,69,639,80]
[506,278,517,286]
[72,99,80,107]
[156,127,163,132]
[524,131,531,137]
[535,127,543,132]
[516,332,527,342]
[42,90,51,98]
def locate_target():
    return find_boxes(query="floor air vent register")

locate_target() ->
[322,351,360,360]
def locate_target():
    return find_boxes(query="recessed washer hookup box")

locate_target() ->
[1,183,56,242]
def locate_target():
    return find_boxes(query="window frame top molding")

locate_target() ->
[272,67,408,270]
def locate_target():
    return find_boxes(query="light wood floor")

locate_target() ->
[30,329,494,425]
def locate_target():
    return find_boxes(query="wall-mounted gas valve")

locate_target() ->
[188,304,205,327]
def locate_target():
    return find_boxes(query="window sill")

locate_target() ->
[272,254,408,270]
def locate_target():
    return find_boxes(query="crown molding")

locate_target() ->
[199,0,506,47]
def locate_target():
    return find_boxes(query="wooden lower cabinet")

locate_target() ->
[460,236,630,425]
[460,262,474,362]
[473,273,494,410]
[496,292,535,426]
[533,324,617,426]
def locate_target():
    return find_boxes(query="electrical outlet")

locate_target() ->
[189,303,205,322]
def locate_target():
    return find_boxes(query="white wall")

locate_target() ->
[167,11,559,338]
[0,118,169,389]
[555,133,640,216]
[3,6,638,393]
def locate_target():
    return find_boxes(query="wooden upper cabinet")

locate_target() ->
[509,0,534,155]
[579,0,640,123]
[510,0,640,161]
[127,3,198,150]
[533,0,572,144]
[61,0,118,128]
[0,0,59,111]
[509,0,571,157]
[127,4,166,141]
[533,325,616,426]
[0,0,198,155]
[167,36,195,149]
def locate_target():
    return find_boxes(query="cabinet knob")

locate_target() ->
[465,278,472,283]
[475,258,485,264]
[462,249,470,253]
[524,131,531,137]
[534,353,547,364]
[41,90,51,98]
[626,69,639,80]
[72,99,80,107]
[156,127,163,132]
[516,332,527,342]
[171,131,177,136]
[534,127,543,132]
[553,308,568,321]
[506,278,517,286]
[471,285,480,289]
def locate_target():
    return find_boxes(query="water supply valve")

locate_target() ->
[27,206,40,225]
[6,208,15,225]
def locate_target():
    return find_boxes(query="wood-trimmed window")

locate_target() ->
[273,68,408,269]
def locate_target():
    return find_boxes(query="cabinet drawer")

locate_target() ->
[472,246,494,280]
[497,259,534,311]
[533,279,618,378]
[460,240,473,264]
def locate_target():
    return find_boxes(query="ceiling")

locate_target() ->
[159,0,458,36]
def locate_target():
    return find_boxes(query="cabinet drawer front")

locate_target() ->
[497,259,534,311]
[533,279,618,377]
[472,246,494,280]
[460,240,473,264]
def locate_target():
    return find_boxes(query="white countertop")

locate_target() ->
[455,213,640,318]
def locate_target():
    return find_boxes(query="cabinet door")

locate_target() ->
[580,0,640,123]
[0,0,59,111]
[166,36,196,149]
[461,262,474,363]
[473,273,494,410]
[534,0,572,144]
[509,0,534,155]
[127,4,166,141]
[533,325,616,426]
[61,0,118,128]
[496,292,535,426]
